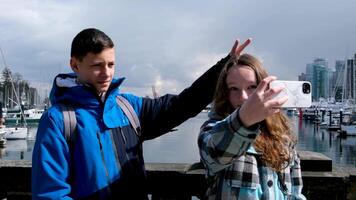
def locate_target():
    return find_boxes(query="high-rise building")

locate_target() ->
[328,68,336,100]
[299,54,356,102]
[343,56,355,99]
[353,54,356,99]
[298,73,307,81]
[334,60,346,101]
[306,63,313,82]
[329,55,356,101]
[345,57,355,99]
[305,58,329,101]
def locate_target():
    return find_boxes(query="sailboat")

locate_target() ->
[333,56,356,135]
[0,47,29,140]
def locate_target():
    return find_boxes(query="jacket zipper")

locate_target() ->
[96,132,112,195]
[119,129,131,162]
[120,129,127,144]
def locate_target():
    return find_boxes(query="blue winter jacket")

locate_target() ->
[31,56,229,199]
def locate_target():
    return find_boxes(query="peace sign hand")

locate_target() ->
[229,38,252,59]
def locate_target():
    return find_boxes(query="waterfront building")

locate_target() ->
[305,58,329,101]
[351,54,356,99]
[334,60,346,101]
[298,72,308,81]
[327,66,336,101]
[298,54,356,102]
[306,63,313,83]
[343,55,356,100]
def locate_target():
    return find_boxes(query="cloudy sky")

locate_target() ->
[0,0,355,98]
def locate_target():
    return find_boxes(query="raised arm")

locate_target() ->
[139,39,252,140]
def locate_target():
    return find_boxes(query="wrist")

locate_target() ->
[237,109,259,130]
[237,107,250,127]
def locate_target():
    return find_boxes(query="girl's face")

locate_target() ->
[226,65,257,109]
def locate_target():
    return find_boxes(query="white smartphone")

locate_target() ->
[269,80,312,108]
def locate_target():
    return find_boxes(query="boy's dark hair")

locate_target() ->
[71,28,114,60]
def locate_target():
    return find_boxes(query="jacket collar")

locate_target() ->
[50,73,125,107]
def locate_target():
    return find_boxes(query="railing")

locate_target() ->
[0,151,355,200]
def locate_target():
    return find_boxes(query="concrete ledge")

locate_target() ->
[146,163,206,199]
[0,151,352,199]
[0,160,32,200]
[340,167,356,181]
[298,150,332,172]
[0,160,32,168]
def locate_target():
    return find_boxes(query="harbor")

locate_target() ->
[1,112,356,199]
[3,110,356,166]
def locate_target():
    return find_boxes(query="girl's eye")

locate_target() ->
[228,87,239,92]
[248,85,257,90]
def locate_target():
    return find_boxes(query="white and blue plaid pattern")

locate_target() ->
[198,109,306,200]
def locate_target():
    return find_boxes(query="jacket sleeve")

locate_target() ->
[290,150,307,200]
[139,55,230,140]
[198,109,260,175]
[32,109,72,200]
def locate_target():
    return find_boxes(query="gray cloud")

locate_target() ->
[0,0,355,98]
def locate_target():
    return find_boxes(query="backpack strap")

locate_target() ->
[58,104,77,145]
[59,96,141,146]
[116,96,141,137]
[58,104,77,187]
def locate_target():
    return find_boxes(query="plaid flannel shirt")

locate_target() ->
[198,109,306,200]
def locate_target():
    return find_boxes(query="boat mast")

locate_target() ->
[0,47,28,126]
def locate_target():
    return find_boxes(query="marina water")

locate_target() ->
[1,112,356,167]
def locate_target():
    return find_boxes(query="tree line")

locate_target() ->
[0,67,40,109]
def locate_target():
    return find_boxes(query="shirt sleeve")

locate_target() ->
[198,109,260,175]
[290,150,307,200]
[31,109,73,200]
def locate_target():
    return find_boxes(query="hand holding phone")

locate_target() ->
[269,80,312,108]
[239,76,287,127]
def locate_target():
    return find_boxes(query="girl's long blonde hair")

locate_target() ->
[213,54,296,171]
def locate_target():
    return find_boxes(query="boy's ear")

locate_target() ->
[70,57,79,73]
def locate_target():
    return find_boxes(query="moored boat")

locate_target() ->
[4,108,44,125]
[0,127,28,140]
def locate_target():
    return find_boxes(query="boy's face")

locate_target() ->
[70,48,115,94]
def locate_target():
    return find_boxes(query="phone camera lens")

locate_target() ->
[302,83,311,94]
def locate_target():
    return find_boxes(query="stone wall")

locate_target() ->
[0,151,354,199]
